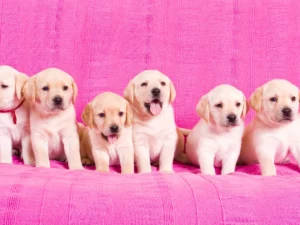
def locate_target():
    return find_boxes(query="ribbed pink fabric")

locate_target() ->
[0,0,300,224]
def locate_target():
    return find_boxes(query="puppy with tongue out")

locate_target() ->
[80,92,134,174]
[124,70,182,173]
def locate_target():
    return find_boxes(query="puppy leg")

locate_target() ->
[92,149,110,172]
[31,133,50,168]
[0,134,12,163]
[21,134,35,166]
[62,134,83,170]
[256,139,278,176]
[135,145,151,173]
[159,139,177,173]
[118,144,134,174]
[221,151,239,175]
[198,150,215,175]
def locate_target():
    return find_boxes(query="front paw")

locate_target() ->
[159,169,174,173]
[23,157,35,166]
[69,165,84,170]
[97,167,109,173]
[81,157,94,166]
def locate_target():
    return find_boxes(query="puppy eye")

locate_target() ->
[269,97,277,102]
[291,96,296,102]
[42,86,49,91]
[161,81,166,86]
[236,102,241,107]
[119,112,124,117]
[215,103,223,108]
[63,86,68,91]
[1,84,8,89]
[99,113,105,118]
[141,82,147,87]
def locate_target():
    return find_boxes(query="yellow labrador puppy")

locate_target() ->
[240,79,300,176]
[80,92,134,174]
[124,70,179,173]
[23,68,83,170]
[185,85,248,175]
[0,65,34,165]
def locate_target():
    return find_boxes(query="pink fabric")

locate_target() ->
[0,0,300,224]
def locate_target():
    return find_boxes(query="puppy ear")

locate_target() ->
[23,76,36,103]
[81,103,94,128]
[241,95,250,118]
[15,73,29,100]
[124,80,134,104]
[72,80,78,104]
[125,102,133,127]
[196,95,209,122]
[250,86,263,112]
[169,79,176,103]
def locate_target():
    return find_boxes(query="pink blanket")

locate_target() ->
[0,0,300,224]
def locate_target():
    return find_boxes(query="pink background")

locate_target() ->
[0,0,300,128]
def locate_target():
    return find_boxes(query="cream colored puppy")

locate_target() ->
[185,85,248,175]
[124,70,179,173]
[23,68,83,170]
[0,65,34,165]
[240,79,300,176]
[80,92,134,174]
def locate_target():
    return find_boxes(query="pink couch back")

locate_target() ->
[0,0,300,128]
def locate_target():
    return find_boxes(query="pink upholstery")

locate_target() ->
[0,0,300,224]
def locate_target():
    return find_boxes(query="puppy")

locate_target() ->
[0,65,34,165]
[23,68,83,170]
[124,70,181,173]
[240,79,300,176]
[80,92,134,174]
[185,85,248,175]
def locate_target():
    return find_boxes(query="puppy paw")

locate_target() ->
[81,157,94,166]
[159,169,174,174]
[23,157,35,166]
[97,167,110,173]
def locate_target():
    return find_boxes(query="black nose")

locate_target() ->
[282,107,292,117]
[53,96,63,106]
[110,125,119,133]
[151,88,161,97]
[227,114,237,123]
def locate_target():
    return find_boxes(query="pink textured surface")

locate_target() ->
[0,0,300,224]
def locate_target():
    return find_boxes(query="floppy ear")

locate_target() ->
[125,102,133,127]
[22,76,36,103]
[250,86,263,112]
[124,80,134,104]
[72,80,78,104]
[241,95,250,118]
[15,73,29,100]
[196,94,210,122]
[169,79,176,103]
[81,103,95,128]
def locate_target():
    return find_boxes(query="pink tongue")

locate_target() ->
[108,135,117,144]
[150,102,162,115]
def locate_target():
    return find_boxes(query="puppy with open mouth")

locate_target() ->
[80,92,134,173]
[185,85,249,175]
[240,79,300,176]
[23,68,83,170]
[0,65,34,165]
[124,70,182,173]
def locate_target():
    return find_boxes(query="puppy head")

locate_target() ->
[196,85,248,128]
[124,70,176,117]
[250,79,299,125]
[23,68,77,114]
[0,65,28,110]
[81,92,132,144]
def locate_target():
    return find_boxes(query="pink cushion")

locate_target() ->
[0,0,300,224]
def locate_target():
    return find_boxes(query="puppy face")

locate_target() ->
[250,79,299,124]
[23,68,77,114]
[124,70,176,117]
[82,92,132,144]
[0,66,28,109]
[196,85,248,127]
